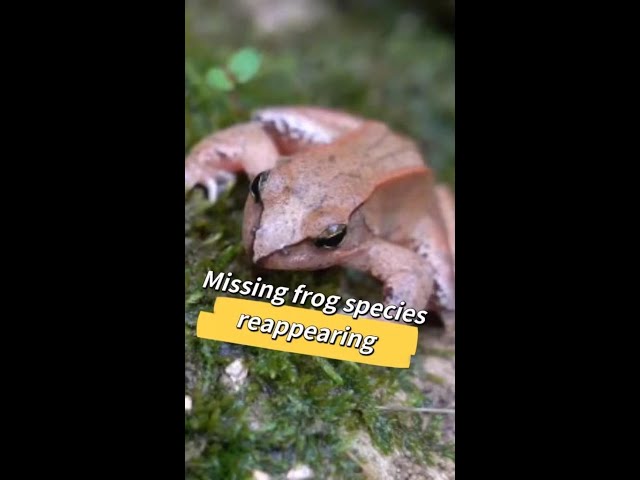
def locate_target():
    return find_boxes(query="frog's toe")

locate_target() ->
[382,272,433,314]
[213,171,237,197]
[431,281,455,312]
[187,172,237,203]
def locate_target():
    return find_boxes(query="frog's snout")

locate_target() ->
[252,250,279,269]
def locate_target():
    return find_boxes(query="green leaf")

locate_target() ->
[227,48,262,83]
[205,67,234,91]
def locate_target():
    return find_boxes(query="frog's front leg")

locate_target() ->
[185,122,281,202]
[345,240,435,321]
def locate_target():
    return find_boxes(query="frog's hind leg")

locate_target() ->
[251,106,366,154]
[435,184,455,265]
[428,185,455,328]
[185,122,281,203]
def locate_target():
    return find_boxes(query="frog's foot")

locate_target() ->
[382,271,433,319]
[252,106,365,154]
[185,169,237,203]
[185,122,281,203]
[345,240,435,324]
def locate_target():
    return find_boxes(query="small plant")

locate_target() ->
[205,47,262,92]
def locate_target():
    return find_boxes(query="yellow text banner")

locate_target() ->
[196,297,418,368]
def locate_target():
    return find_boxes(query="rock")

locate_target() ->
[222,358,248,392]
[252,470,271,480]
[286,464,314,479]
[235,0,331,35]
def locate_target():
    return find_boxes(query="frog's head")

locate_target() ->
[242,157,370,271]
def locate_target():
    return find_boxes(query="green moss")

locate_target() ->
[186,1,454,477]
[425,373,446,386]
[424,347,456,359]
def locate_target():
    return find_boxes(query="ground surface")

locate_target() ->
[185,1,455,478]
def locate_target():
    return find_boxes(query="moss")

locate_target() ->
[186,1,454,478]
[425,373,446,386]
[424,347,456,359]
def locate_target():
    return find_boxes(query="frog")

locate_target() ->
[185,106,455,316]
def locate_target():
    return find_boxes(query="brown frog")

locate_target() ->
[185,106,455,316]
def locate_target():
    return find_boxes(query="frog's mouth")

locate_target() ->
[253,244,320,271]
[255,237,356,272]
[254,249,293,270]
[252,239,306,269]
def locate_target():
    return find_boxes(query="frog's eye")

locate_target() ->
[250,170,270,203]
[314,224,347,248]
